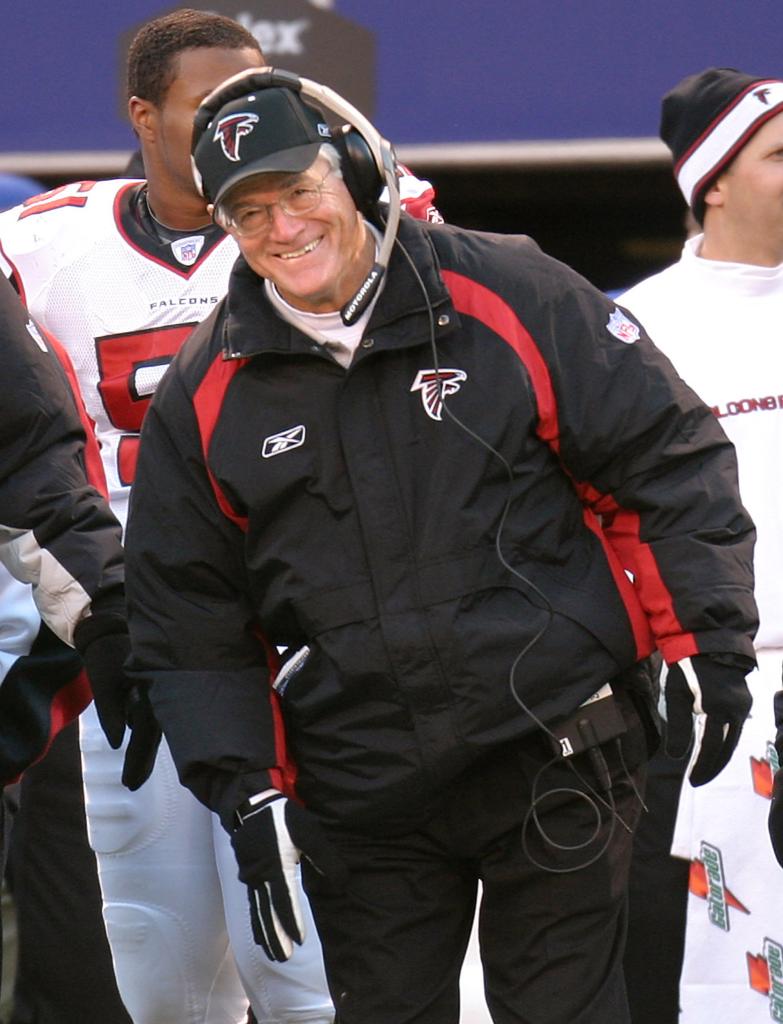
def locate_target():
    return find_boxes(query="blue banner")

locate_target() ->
[1,1,780,153]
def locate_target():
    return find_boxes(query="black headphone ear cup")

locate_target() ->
[332,126,384,217]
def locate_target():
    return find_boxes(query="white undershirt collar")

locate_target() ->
[264,222,383,368]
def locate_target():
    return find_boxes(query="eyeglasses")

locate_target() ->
[216,169,333,238]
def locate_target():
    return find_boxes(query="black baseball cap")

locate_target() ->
[193,87,333,207]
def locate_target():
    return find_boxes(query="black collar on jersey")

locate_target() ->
[117,183,226,274]
[137,186,212,243]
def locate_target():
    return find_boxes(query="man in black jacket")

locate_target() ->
[0,274,132,980]
[125,73,759,1024]
[0,273,128,761]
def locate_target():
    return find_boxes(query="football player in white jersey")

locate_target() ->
[1,17,330,1023]
[0,9,440,1024]
[0,12,436,1024]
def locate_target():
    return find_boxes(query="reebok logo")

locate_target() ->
[262,425,306,458]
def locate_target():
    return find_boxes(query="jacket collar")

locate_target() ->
[221,217,457,361]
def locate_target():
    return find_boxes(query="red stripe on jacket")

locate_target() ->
[193,354,250,531]
[578,483,696,663]
[440,270,560,448]
[193,353,296,796]
[440,269,693,663]
[577,481,691,663]
[45,328,109,499]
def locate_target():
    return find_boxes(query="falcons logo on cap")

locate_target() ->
[410,368,467,421]
[213,112,259,162]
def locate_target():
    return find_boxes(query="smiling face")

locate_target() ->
[702,110,783,266]
[220,157,375,314]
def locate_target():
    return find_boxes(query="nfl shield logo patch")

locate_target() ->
[171,235,205,267]
[606,308,640,344]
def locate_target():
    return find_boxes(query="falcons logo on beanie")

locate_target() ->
[213,112,259,162]
[411,369,467,421]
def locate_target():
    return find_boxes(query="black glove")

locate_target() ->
[75,619,162,791]
[768,689,783,868]
[231,789,347,962]
[664,653,753,786]
[120,682,162,791]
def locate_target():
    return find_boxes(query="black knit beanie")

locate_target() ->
[660,67,783,222]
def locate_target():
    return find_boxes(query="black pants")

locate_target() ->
[623,736,689,1024]
[6,721,131,1024]
[303,699,648,1024]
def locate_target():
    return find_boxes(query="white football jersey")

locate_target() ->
[0,174,440,530]
[0,179,238,529]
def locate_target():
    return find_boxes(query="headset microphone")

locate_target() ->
[295,76,400,325]
[191,67,400,328]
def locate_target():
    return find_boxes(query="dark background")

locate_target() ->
[404,160,686,294]
[18,157,686,295]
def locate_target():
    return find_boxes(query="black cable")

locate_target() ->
[615,737,649,813]
[521,757,619,874]
[393,235,639,870]
[393,237,559,730]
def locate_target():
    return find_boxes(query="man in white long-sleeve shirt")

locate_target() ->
[619,66,783,1024]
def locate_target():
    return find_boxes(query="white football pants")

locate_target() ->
[80,702,334,1024]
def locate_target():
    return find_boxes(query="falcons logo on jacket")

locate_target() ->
[213,112,259,162]
[410,368,467,421]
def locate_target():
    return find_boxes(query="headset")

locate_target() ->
[191,67,400,326]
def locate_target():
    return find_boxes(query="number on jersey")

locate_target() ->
[95,323,197,485]
[19,182,97,220]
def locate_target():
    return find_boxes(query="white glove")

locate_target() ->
[230,789,347,961]
[664,654,752,786]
